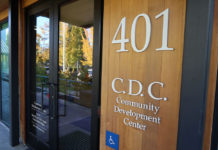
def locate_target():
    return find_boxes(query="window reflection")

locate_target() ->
[0,22,10,126]
[58,0,94,149]
[30,12,50,143]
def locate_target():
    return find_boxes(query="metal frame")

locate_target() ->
[25,0,103,150]
[26,3,52,150]
[177,0,215,149]
[91,0,103,149]
[50,2,59,150]
[9,0,19,146]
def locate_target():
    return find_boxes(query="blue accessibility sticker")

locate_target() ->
[106,130,119,150]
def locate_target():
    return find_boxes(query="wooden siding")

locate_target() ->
[100,0,187,149]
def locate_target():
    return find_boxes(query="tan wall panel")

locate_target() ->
[19,0,26,143]
[22,0,38,8]
[100,0,186,150]
[0,8,8,22]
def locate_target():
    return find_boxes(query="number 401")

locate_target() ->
[112,8,174,53]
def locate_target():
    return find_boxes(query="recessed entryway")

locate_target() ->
[26,0,99,150]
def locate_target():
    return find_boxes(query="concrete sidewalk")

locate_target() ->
[0,122,28,150]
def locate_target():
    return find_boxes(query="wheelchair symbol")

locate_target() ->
[109,136,115,145]
[106,130,119,149]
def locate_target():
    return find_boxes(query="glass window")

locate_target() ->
[58,0,94,149]
[30,11,50,143]
[0,22,10,126]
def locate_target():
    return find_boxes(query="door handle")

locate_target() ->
[49,83,58,120]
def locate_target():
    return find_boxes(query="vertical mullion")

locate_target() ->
[53,2,59,150]
[48,3,55,150]
[9,0,19,146]
[26,14,36,144]
[91,0,103,149]
[49,1,59,150]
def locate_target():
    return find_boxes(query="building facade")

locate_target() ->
[0,0,217,150]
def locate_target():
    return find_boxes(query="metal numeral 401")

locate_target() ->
[112,8,174,53]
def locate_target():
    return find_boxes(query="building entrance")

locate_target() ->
[26,0,97,150]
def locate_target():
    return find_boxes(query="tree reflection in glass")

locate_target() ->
[31,14,50,143]
[58,21,93,150]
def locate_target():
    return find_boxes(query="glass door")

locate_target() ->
[26,7,54,150]
[26,0,97,150]
[58,1,94,149]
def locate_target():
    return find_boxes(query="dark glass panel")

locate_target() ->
[58,0,94,149]
[30,11,50,144]
[0,22,10,126]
